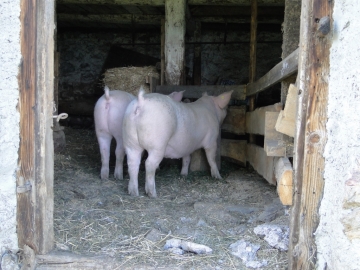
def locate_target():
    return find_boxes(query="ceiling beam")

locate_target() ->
[57,0,284,6]
[57,13,283,25]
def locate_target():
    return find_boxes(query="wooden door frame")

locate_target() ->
[18,0,55,255]
[288,0,333,269]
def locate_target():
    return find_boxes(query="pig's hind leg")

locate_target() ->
[97,133,112,180]
[126,147,143,196]
[180,155,191,176]
[204,146,222,179]
[114,136,125,180]
[145,149,165,198]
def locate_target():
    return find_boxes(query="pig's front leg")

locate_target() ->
[145,150,165,198]
[97,134,112,180]
[126,148,143,196]
[114,137,125,180]
[180,155,191,176]
[204,146,222,179]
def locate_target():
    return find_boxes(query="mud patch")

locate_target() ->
[54,127,289,269]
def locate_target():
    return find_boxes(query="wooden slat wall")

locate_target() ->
[288,0,333,268]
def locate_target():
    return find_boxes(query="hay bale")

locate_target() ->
[103,66,159,96]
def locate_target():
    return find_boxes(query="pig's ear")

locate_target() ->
[214,90,233,109]
[169,90,185,102]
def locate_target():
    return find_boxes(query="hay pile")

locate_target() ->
[103,66,159,96]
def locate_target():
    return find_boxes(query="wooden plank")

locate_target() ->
[18,0,55,254]
[18,0,37,253]
[221,139,247,165]
[156,85,246,100]
[264,112,285,156]
[246,144,276,185]
[275,157,293,206]
[160,18,165,85]
[193,20,201,86]
[246,48,299,97]
[288,0,333,268]
[248,0,257,145]
[222,106,246,135]
[275,83,297,137]
[246,103,282,135]
[164,0,186,85]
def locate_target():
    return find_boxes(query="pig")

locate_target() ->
[94,86,184,180]
[123,87,233,197]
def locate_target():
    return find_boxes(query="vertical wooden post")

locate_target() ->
[248,0,257,144]
[18,0,55,254]
[288,0,333,268]
[161,18,165,86]
[164,0,186,85]
[193,21,201,86]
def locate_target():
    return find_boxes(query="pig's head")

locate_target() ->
[209,90,233,124]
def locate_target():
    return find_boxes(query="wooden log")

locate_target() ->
[156,85,246,100]
[276,83,297,137]
[275,157,293,206]
[246,48,299,97]
[221,139,247,165]
[246,103,282,135]
[246,144,276,185]
[222,106,246,135]
[264,112,285,156]
[165,0,186,85]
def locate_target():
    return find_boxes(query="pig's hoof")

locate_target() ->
[128,189,139,196]
[114,173,123,180]
[100,168,109,180]
[147,191,157,198]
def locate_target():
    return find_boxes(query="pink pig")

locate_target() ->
[123,87,233,197]
[94,86,184,180]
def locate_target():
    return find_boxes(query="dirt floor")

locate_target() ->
[54,127,289,269]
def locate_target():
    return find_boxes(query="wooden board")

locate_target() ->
[246,144,276,185]
[221,139,247,165]
[156,85,246,100]
[246,48,299,97]
[222,106,246,135]
[264,111,285,156]
[245,103,282,135]
[288,0,333,268]
[275,157,293,206]
[275,83,298,137]
[18,0,55,254]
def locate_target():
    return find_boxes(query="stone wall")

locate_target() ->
[0,0,21,253]
[57,26,282,112]
[316,1,360,269]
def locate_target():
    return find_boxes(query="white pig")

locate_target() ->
[123,87,233,197]
[94,86,184,180]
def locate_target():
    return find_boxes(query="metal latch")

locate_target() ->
[53,113,68,122]
[17,181,32,193]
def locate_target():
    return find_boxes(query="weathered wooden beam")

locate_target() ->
[222,106,246,135]
[165,0,186,85]
[57,0,165,5]
[156,85,246,100]
[275,157,293,206]
[221,139,247,165]
[275,83,297,137]
[246,47,299,97]
[57,14,163,25]
[245,103,282,135]
[57,0,285,6]
[18,0,55,255]
[264,112,286,156]
[246,144,276,185]
[288,0,333,268]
